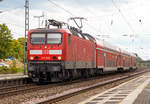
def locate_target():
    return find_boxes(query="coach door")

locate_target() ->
[73,42,76,69]
[104,53,106,67]
[93,44,96,68]
[116,55,119,67]
[117,54,121,67]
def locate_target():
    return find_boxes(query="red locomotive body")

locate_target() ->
[64,32,96,70]
[27,26,96,82]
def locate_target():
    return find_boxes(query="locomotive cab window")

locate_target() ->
[47,33,62,44]
[31,33,45,44]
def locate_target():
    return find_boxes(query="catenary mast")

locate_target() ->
[24,0,29,74]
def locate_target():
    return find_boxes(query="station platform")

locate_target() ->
[79,72,150,104]
[0,73,28,81]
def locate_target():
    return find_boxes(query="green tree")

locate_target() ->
[10,39,21,59]
[18,38,25,61]
[0,24,12,59]
[10,38,24,61]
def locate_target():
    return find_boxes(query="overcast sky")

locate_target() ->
[0,0,150,60]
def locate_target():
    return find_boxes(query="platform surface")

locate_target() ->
[79,72,150,104]
[0,73,28,81]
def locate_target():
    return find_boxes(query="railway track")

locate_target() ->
[0,70,121,99]
[0,84,36,98]
[0,77,94,98]
[0,75,111,99]
[0,82,62,98]
[36,69,149,104]
[0,68,148,104]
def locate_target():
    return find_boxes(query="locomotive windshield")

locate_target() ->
[47,33,61,44]
[30,33,62,44]
[31,33,45,44]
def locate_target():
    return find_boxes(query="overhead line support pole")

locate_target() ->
[24,0,29,75]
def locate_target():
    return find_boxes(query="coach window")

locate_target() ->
[101,50,103,58]
[68,34,71,45]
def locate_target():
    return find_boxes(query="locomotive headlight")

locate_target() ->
[30,56,34,60]
[57,56,62,60]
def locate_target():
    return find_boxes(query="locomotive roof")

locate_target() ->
[30,28,60,33]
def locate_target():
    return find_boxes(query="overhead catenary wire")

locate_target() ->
[65,0,123,39]
[118,0,144,39]
[112,0,135,34]
[124,1,145,53]
[47,0,101,34]
[70,0,109,36]
[112,0,136,53]
[48,0,75,16]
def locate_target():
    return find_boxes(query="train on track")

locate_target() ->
[27,19,137,83]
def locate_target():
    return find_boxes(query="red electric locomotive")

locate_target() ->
[27,19,96,82]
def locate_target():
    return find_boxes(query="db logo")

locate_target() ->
[41,57,50,59]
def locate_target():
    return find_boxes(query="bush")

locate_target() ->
[0,66,9,74]
[0,60,24,74]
